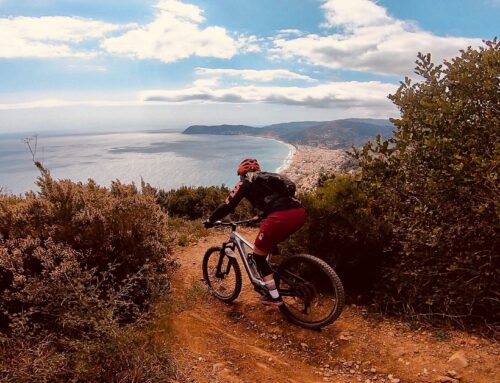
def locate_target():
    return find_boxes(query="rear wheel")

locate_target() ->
[275,254,344,329]
[202,246,242,302]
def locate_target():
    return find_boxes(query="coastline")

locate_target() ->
[275,140,297,174]
[280,144,354,192]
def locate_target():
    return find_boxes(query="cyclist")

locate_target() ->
[204,158,307,306]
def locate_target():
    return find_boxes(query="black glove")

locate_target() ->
[203,220,214,229]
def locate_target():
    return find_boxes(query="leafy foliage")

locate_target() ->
[0,165,174,381]
[156,184,255,220]
[281,175,390,293]
[352,40,499,323]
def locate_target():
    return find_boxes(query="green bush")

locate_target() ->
[0,165,174,381]
[157,184,256,220]
[353,40,499,323]
[281,175,390,293]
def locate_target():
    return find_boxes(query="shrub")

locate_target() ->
[281,175,390,293]
[353,40,500,324]
[157,184,255,220]
[0,164,174,381]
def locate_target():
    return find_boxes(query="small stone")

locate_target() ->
[437,376,458,383]
[448,350,468,369]
[446,370,461,379]
[365,380,371,383]
[339,331,353,341]
[300,342,309,351]
[370,368,377,373]
[198,357,203,361]
[212,363,224,373]
[350,369,356,374]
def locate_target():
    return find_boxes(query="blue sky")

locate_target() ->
[0,0,498,133]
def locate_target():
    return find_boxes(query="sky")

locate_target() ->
[0,0,498,134]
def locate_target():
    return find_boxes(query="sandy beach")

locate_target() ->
[280,144,355,192]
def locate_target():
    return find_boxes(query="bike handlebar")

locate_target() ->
[213,218,259,229]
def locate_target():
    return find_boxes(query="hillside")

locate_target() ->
[182,118,394,149]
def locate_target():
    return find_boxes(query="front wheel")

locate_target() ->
[202,246,242,302]
[275,254,345,329]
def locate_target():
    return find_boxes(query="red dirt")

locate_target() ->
[166,228,499,383]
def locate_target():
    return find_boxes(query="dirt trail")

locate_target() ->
[167,229,499,383]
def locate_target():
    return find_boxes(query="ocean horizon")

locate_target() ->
[0,129,293,195]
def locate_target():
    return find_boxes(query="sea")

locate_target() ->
[0,130,293,195]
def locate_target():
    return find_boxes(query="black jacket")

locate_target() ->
[209,174,302,223]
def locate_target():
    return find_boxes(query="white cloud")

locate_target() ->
[0,16,127,58]
[321,0,392,28]
[277,29,303,35]
[154,0,204,22]
[195,67,315,82]
[271,0,482,76]
[0,98,139,110]
[101,0,239,62]
[140,80,397,110]
[236,35,262,53]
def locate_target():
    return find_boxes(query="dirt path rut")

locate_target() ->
[167,229,499,383]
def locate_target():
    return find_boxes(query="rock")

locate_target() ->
[370,368,377,373]
[212,363,224,373]
[448,350,468,369]
[300,342,309,351]
[446,370,462,380]
[437,376,459,383]
[339,331,353,341]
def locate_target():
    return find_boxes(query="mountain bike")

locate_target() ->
[202,219,345,329]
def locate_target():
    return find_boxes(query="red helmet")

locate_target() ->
[237,158,260,176]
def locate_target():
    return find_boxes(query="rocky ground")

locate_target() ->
[163,229,499,383]
[281,145,355,192]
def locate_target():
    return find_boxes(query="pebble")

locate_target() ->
[447,370,460,379]
[438,376,459,383]
[448,350,468,368]
[212,363,224,373]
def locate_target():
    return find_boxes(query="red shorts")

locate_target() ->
[254,208,307,253]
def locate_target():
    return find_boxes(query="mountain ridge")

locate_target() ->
[183,118,394,149]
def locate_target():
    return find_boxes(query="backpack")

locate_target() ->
[252,172,296,198]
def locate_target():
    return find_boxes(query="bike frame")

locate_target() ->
[222,229,267,289]
[214,220,298,298]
